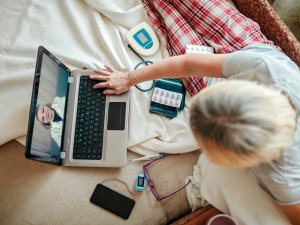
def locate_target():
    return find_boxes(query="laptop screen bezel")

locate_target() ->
[25,46,71,165]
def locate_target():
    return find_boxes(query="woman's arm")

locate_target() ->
[277,202,300,225]
[90,53,227,94]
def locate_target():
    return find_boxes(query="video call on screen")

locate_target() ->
[30,53,69,162]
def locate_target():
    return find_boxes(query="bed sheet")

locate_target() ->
[0,0,198,155]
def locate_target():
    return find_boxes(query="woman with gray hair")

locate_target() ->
[89,0,300,222]
[90,46,300,223]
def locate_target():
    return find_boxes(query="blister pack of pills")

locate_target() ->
[151,87,183,108]
[185,44,214,54]
[149,78,185,118]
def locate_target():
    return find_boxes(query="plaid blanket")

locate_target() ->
[141,0,273,96]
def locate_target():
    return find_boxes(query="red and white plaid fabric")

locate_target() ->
[141,0,273,96]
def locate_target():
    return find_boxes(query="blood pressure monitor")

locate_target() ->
[126,22,159,56]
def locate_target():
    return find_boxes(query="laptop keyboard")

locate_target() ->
[73,75,106,160]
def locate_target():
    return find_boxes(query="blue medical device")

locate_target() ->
[126,22,159,56]
[135,173,147,191]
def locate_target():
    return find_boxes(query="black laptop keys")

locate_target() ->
[73,76,106,160]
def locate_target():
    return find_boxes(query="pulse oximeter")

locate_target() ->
[135,173,147,191]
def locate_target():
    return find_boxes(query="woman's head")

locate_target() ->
[36,104,54,128]
[190,80,296,168]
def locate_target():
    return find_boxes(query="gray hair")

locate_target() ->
[190,80,296,165]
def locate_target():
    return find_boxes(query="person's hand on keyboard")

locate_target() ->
[90,65,134,95]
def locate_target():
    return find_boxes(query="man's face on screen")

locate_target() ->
[37,105,54,124]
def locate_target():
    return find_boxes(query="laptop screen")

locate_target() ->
[25,47,70,165]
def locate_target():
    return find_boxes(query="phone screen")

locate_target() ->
[90,184,135,219]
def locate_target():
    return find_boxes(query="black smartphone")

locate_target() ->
[90,184,135,219]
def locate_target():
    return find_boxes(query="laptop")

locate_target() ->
[25,46,130,167]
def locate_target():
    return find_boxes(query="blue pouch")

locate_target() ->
[149,78,185,118]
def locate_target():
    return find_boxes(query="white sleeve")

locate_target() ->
[222,50,274,86]
[254,124,300,206]
[51,122,63,147]
[51,96,65,118]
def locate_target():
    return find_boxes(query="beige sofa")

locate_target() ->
[0,140,200,225]
[1,1,299,225]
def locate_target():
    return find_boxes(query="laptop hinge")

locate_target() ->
[68,77,74,83]
[60,151,66,159]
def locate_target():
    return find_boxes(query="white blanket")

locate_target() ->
[0,0,198,155]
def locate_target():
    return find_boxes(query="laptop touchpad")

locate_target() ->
[107,102,126,130]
